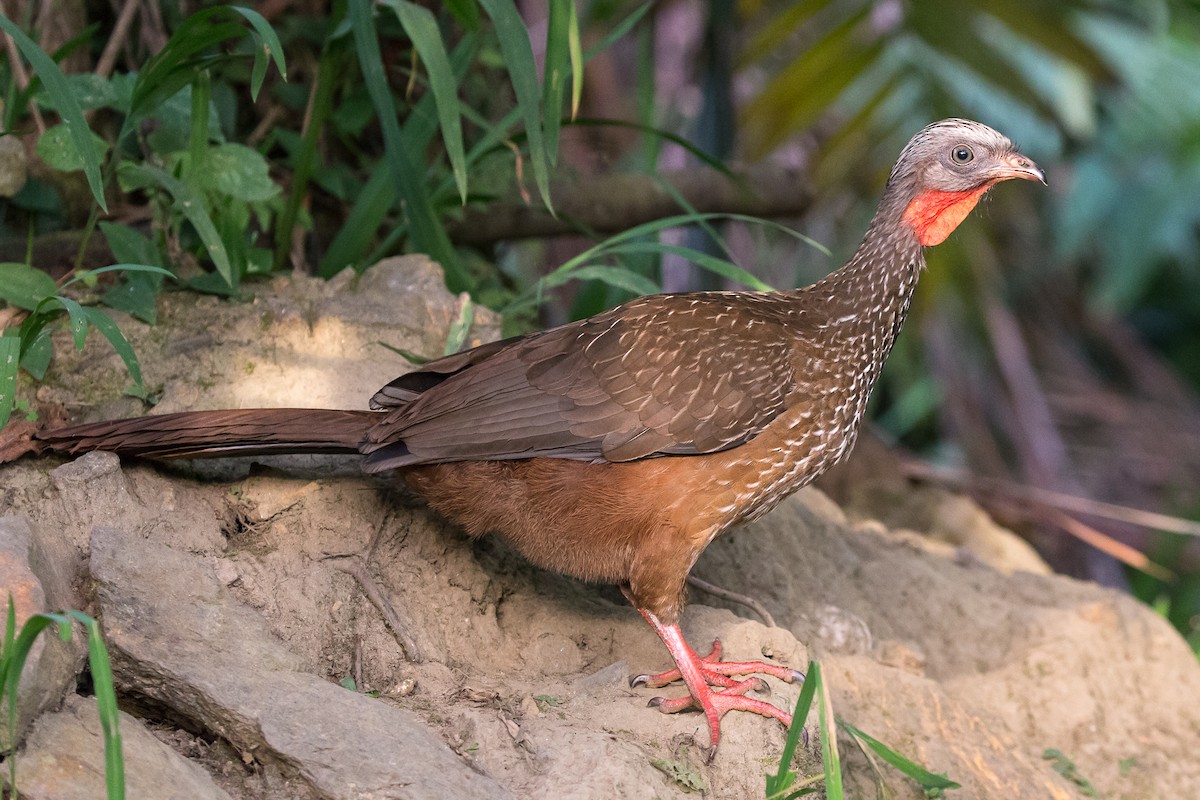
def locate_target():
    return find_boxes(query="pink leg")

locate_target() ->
[631,605,803,757]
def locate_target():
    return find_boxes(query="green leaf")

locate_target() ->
[19,325,53,380]
[816,663,842,799]
[36,124,110,173]
[765,661,818,799]
[0,335,18,429]
[35,73,118,111]
[444,0,480,30]
[444,294,475,355]
[63,263,174,289]
[841,720,961,791]
[583,2,653,62]
[567,2,583,118]
[0,262,58,311]
[99,223,164,269]
[80,307,144,389]
[384,0,469,203]
[228,5,288,98]
[543,0,572,165]
[543,264,660,296]
[478,0,555,213]
[319,167,394,277]
[602,242,774,291]
[63,611,125,800]
[0,12,107,211]
[102,276,159,324]
[119,163,235,287]
[45,295,90,350]
[203,143,281,202]
[123,9,257,136]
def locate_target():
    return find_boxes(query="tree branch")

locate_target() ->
[445,162,813,246]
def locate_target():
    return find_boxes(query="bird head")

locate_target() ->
[888,118,1045,246]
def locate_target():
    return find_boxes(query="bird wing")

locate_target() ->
[360,293,799,470]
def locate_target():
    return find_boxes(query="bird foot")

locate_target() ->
[631,608,803,758]
[629,639,804,689]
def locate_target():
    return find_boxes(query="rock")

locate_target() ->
[4,694,231,800]
[696,487,1200,798]
[88,525,511,800]
[0,516,86,751]
[845,482,1052,576]
[50,451,224,554]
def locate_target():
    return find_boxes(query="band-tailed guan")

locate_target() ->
[25,118,1044,755]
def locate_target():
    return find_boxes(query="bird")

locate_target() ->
[25,118,1044,757]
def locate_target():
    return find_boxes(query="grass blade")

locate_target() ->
[3,610,70,792]
[566,1,583,118]
[766,660,818,799]
[543,0,572,165]
[816,662,843,799]
[584,2,653,62]
[347,0,469,290]
[602,241,773,290]
[66,611,124,800]
[229,5,287,98]
[319,167,393,277]
[478,0,554,213]
[125,14,245,134]
[444,294,475,355]
[61,263,174,290]
[0,13,106,211]
[840,720,961,792]
[120,163,234,286]
[45,295,90,349]
[0,335,18,429]
[543,264,661,295]
[80,307,145,389]
[385,0,469,203]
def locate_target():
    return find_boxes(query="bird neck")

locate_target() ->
[806,203,925,327]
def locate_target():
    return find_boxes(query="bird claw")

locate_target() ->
[628,638,801,690]
[632,609,801,752]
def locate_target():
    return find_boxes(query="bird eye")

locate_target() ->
[951,145,974,164]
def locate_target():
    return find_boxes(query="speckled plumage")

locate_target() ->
[31,120,1043,752]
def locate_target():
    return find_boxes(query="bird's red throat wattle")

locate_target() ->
[902,181,998,246]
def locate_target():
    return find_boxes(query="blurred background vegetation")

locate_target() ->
[0,0,1197,651]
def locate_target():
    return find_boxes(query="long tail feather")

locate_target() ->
[34,408,379,460]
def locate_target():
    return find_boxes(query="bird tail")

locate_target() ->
[32,408,379,460]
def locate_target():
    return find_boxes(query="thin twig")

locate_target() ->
[903,459,1200,539]
[96,0,140,78]
[444,161,812,246]
[1050,511,1175,582]
[0,0,45,134]
[687,575,777,627]
[332,557,423,663]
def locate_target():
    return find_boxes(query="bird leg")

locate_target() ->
[628,604,802,756]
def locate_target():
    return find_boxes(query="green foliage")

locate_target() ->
[1043,748,1097,797]
[2,596,124,800]
[0,1,621,423]
[0,262,172,426]
[0,12,106,210]
[767,661,961,798]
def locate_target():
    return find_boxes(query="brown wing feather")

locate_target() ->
[360,293,799,471]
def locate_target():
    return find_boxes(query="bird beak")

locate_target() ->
[995,152,1046,185]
